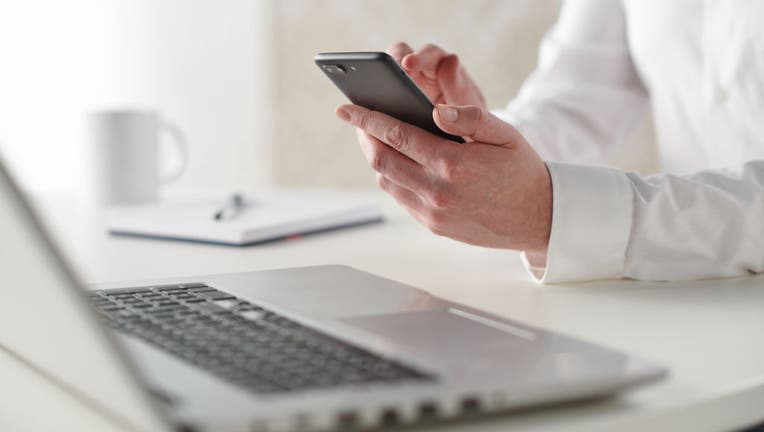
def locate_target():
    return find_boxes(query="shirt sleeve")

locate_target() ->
[498,1,764,283]
[493,0,649,281]
[494,0,648,164]
[521,162,633,283]
[491,0,644,282]
[527,161,764,283]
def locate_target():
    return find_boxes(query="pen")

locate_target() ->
[213,193,245,221]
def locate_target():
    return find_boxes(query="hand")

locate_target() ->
[335,103,552,264]
[387,42,486,109]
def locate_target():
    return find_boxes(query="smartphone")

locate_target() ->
[315,52,465,143]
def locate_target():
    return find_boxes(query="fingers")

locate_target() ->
[386,41,413,65]
[432,104,524,147]
[376,174,426,212]
[376,173,451,237]
[437,54,486,107]
[376,174,442,234]
[337,104,458,166]
[435,54,461,95]
[402,44,449,78]
[356,130,432,192]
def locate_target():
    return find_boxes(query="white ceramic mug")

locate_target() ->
[88,110,187,205]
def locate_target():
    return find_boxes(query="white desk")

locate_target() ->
[3,193,764,432]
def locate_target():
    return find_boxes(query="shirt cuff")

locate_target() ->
[522,161,634,283]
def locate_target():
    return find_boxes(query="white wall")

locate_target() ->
[273,0,563,188]
[0,0,274,197]
[273,0,656,188]
[0,1,656,196]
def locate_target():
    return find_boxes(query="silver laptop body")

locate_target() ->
[0,159,667,432]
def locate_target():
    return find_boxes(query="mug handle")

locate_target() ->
[158,119,188,185]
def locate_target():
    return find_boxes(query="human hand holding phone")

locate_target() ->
[318,46,552,267]
[386,42,486,109]
[335,102,552,264]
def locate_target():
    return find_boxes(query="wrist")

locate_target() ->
[532,161,553,252]
[524,249,548,269]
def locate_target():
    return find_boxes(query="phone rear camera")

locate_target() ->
[323,64,347,75]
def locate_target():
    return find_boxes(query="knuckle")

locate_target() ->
[472,105,486,121]
[422,208,447,234]
[428,226,445,236]
[356,109,373,130]
[368,149,387,172]
[443,164,460,182]
[430,209,448,225]
[421,43,440,53]
[376,175,389,190]
[465,106,485,134]
[427,219,448,236]
[356,128,369,145]
[437,156,462,182]
[385,122,407,149]
[429,186,453,209]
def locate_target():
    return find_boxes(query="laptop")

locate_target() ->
[0,158,667,432]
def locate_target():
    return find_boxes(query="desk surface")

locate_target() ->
[3,192,764,432]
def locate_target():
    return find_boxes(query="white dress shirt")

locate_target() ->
[495,0,764,282]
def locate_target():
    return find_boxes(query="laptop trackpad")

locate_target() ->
[342,308,536,354]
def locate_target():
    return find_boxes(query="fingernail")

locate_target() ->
[437,104,458,122]
[336,108,351,122]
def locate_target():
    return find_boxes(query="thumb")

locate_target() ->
[433,104,524,147]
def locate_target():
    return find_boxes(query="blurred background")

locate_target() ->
[0,0,655,199]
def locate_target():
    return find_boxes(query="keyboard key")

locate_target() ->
[195,291,235,301]
[239,310,265,321]
[147,306,185,314]
[157,283,204,291]
[104,287,152,295]
[177,283,208,289]
[188,287,217,293]
[213,299,239,309]
[194,302,228,314]
[157,301,181,307]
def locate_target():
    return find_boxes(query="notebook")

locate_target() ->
[107,191,384,246]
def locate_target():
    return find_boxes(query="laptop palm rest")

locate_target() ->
[342,308,536,356]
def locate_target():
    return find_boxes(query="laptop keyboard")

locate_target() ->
[90,283,433,394]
